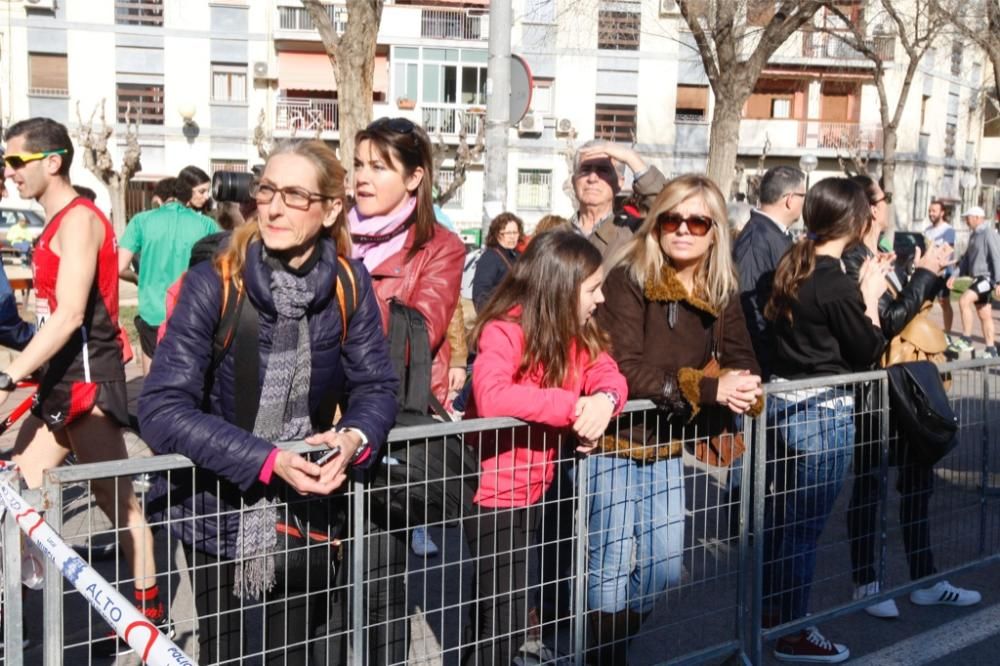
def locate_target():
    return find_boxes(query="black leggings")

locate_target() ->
[463,505,542,666]
[847,455,936,585]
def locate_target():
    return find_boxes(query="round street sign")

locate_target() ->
[510,54,534,125]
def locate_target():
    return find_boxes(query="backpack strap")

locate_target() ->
[231,288,261,431]
[334,255,359,343]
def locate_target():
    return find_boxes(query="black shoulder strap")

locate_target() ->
[231,291,261,431]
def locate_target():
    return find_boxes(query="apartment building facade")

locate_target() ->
[1,0,996,234]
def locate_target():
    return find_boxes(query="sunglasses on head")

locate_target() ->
[3,148,68,170]
[366,117,416,134]
[657,211,714,237]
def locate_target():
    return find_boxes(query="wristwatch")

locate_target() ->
[0,373,15,392]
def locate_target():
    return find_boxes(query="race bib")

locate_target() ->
[35,295,50,330]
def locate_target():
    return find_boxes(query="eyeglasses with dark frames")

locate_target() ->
[657,211,715,237]
[250,181,333,210]
[873,191,893,205]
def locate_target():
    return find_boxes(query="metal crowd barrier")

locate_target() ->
[0,358,996,665]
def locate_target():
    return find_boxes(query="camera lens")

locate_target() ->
[212,171,254,204]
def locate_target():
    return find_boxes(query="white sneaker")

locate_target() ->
[853,582,900,619]
[910,580,981,607]
[411,526,439,557]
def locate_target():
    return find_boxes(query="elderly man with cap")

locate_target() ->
[946,206,1000,357]
[569,140,666,259]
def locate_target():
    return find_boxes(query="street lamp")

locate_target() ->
[177,103,197,127]
[799,154,818,190]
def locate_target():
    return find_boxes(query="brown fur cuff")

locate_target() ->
[677,367,703,419]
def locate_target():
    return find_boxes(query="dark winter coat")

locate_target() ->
[138,237,399,558]
[732,210,793,378]
[596,263,760,458]
[472,246,518,311]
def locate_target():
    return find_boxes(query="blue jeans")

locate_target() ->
[584,455,685,614]
[764,392,854,622]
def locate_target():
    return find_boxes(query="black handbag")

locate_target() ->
[886,361,959,465]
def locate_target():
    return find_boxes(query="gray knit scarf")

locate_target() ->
[235,253,317,599]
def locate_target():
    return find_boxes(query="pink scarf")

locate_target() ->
[348,196,417,272]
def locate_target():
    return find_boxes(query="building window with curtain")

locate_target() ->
[595,104,636,142]
[28,53,68,97]
[117,82,164,125]
[115,0,163,26]
[675,84,708,121]
[212,64,247,103]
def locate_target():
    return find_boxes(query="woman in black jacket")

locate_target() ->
[843,175,979,618]
[472,212,523,311]
[139,140,399,664]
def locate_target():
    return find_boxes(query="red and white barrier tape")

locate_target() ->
[0,462,195,665]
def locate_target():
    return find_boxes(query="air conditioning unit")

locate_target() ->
[25,0,56,10]
[555,118,574,136]
[659,0,679,16]
[518,113,543,136]
[253,61,276,80]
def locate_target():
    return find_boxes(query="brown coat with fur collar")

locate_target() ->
[596,263,761,457]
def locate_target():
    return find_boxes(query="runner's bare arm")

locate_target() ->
[3,207,103,383]
[117,247,138,284]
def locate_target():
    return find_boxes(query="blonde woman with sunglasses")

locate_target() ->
[588,174,762,663]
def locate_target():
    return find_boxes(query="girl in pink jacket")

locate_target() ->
[463,230,627,665]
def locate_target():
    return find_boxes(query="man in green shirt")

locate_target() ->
[118,177,217,372]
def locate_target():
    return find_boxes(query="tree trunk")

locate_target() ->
[109,183,127,238]
[881,127,899,231]
[706,94,746,198]
[333,0,380,180]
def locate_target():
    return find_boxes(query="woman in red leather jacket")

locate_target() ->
[348,117,465,661]
[349,117,465,406]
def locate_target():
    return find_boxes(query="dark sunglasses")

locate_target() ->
[657,211,715,237]
[873,191,893,205]
[366,117,416,134]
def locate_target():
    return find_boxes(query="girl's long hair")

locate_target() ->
[215,140,348,282]
[608,173,737,312]
[353,120,437,260]
[472,230,609,388]
[765,177,871,323]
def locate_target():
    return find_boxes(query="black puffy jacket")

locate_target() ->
[732,211,793,378]
[842,242,942,341]
[138,237,399,558]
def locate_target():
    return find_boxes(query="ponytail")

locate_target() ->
[765,239,816,324]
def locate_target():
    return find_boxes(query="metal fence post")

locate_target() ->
[980,363,990,556]
[735,414,753,664]
[350,477,365,662]
[2,482,24,666]
[749,393,768,666]
[40,473,63,666]
[876,373,891,587]
[573,455,589,666]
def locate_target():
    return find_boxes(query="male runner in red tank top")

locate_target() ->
[1,118,167,655]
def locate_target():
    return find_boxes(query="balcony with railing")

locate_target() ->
[276,4,347,35]
[421,9,486,40]
[738,119,883,153]
[274,97,340,135]
[770,29,895,64]
[421,105,484,137]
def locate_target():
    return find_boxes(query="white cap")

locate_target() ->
[962,206,986,218]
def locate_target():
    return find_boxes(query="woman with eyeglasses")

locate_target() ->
[590,174,762,663]
[139,139,398,664]
[762,177,888,663]
[349,117,466,659]
[472,212,524,311]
